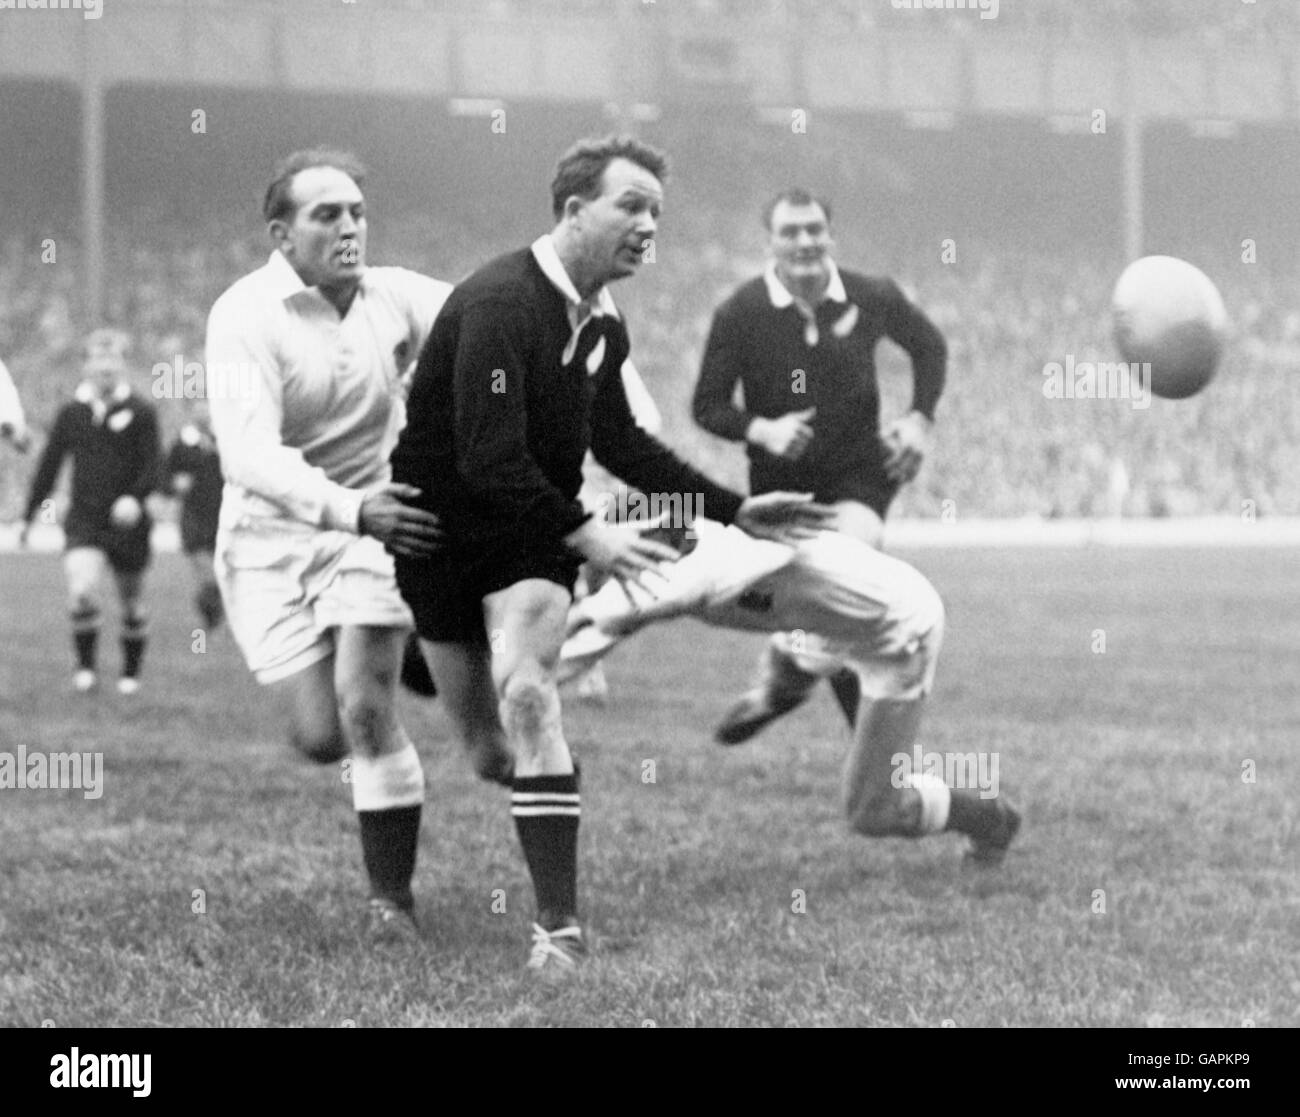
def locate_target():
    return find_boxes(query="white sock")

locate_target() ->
[350,743,424,812]
[904,771,951,833]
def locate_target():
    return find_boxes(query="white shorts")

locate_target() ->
[216,521,413,685]
[562,521,944,700]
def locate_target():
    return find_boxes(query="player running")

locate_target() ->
[390,135,832,973]
[21,329,161,695]
[693,189,947,743]
[205,149,448,942]
[161,411,224,629]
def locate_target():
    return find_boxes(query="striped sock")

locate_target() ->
[511,771,580,930]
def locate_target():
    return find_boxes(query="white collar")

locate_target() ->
[261,250,369,304]
[531,235,620,322]
[75,380,131,406]
[764,258,847,309]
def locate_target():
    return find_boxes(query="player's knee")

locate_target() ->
[290,725,347,765]
[499,670,561,749]
[337,687,396,758]
[68,591,101,619]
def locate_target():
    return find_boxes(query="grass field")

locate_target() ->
[1,545,1296,1028]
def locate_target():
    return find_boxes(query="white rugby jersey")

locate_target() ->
[0,356,27,443]
[206,251,451,533]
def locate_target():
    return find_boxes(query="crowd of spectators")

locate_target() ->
[2,208,1296,523]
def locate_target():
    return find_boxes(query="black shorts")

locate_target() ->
[813,475,899,520]
[752,456,898,520]
[395,544,583,644]
[64,519,152,575]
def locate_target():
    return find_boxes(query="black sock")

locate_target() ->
[511,771,580,930]
[828,668,860,729]
[945,791,1001,839]
[357,804,422,911]
[71,605,100,671]
[121,612,147,679]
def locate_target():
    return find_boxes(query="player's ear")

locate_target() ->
[562,195,586,225]
[268,219,292,252]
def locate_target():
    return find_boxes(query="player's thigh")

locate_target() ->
[482,578,572,689]
[63,547,107,605]
[420,638,502,745]
[268,651,344,760]
[831,500,884,548]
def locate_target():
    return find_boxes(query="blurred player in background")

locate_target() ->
[161,410,224,629]
[21,329,160,695]
[206,149,448,941]
[391,135,832,973]
[0,355,31,453]
[692,188,947,744]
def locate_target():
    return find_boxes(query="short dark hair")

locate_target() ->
[263,148,368,224]
[762,188,832,231]
[550,135,668,219]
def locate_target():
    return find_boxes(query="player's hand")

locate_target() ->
[360,483,444,557]
[565,516,679,592]
[748,407,816,461]
[109,495,143,529]
[735,491,836,544]
[882,410,932,484]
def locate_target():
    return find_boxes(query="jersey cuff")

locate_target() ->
[325,488,364,534]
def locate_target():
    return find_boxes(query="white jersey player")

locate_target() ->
[205,149,449,941]
[560,518,1021,863]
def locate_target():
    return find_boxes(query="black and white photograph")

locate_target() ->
[0,0,1294,1058]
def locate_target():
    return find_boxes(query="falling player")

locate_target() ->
[161,409,224,629]
[205,149,448,941]
[559,510,1022,865]
[21,330,161,695]
[692,189,946,743]
[390,135,832,973]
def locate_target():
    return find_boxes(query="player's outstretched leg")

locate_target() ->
[714,634,819,744]
[485,579,587,974]
[335,625,426,943]
[63,547,106,692]
[841,663,1020,865]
